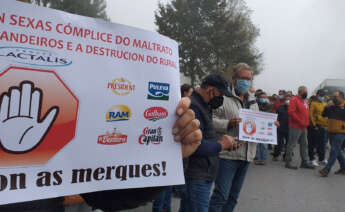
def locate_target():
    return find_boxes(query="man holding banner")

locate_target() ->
[209,63,258,212]
[184,74,241,212]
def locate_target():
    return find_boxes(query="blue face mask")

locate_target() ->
[258,98,269,104]
[236,79,252,94]
[318,96,324,102]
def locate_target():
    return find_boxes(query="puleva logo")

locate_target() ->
[144,107,168,122]
[98,128,128,145]
[107,78,135,96]
[139,127,163,145]
[0,47,72,67]
[147,82,170,101]
[106,105,131,122]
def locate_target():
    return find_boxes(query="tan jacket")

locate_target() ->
[213,88,258,162]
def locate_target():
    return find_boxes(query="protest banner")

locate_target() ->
[0,0,183,205]
[239,109,278,145]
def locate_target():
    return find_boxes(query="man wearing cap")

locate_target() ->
[209,63,259,212]
[309,89,328,167]
[185,74,240,212]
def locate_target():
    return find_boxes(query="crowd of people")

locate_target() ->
[153,63,345,212]
[1,62,344,212]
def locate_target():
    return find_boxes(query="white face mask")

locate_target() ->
[246,124,252,133]
[286,100,290,105]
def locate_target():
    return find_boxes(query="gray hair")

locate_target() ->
[232,63,253,79]
[298,86,307,94]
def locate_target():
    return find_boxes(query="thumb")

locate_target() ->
[41,107,59,129]
[176,97,191,116]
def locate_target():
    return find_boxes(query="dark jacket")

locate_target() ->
[81,187,166,212]
[258,102,273,113]
[185,91,220,182]
[322,101,345,134]
[0,198,64,212]
[277,104,289,133]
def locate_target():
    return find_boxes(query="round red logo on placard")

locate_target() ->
[144,107,168,122]
[243,120,256,136]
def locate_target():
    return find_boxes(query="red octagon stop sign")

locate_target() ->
[0,66,78,167]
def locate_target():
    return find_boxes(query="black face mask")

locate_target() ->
[301,93,308,99]
[209,96,224,109]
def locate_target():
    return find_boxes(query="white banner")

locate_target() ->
[0,0,183,205]
[239,109,278,145]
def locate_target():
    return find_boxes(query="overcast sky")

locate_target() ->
[106,0,345,94]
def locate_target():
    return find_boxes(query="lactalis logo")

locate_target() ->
[144,107,168,122]
[0,47,72,67]
[98,129,128,145]
[106,105,131,122]
[107,78,135,96]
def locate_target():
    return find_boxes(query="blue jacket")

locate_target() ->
[185,91,222,182]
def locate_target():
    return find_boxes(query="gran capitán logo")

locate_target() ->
[144,107,168,122]
[106,105,131,122]
[98,128,128,145]
[147,82,170,101]
[107,78,135,96]
[138,127,163,145]
[0,46,72,67]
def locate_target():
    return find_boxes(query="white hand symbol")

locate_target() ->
[0,81,58,154]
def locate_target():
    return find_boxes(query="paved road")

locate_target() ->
[66,149,345,212]
[125,150,345,212]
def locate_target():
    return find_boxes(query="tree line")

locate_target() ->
[17,0,262,85]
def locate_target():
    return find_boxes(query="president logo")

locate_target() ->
[107,78,135,96]
[139,127,163,145]
[147,82,170,101]
[0,46,72,67]
[98,129,128,145]
[144,107,168,122]
[106,105,131,122]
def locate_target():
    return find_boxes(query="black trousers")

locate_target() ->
[308,126,326,161]
[273,130,288,157]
